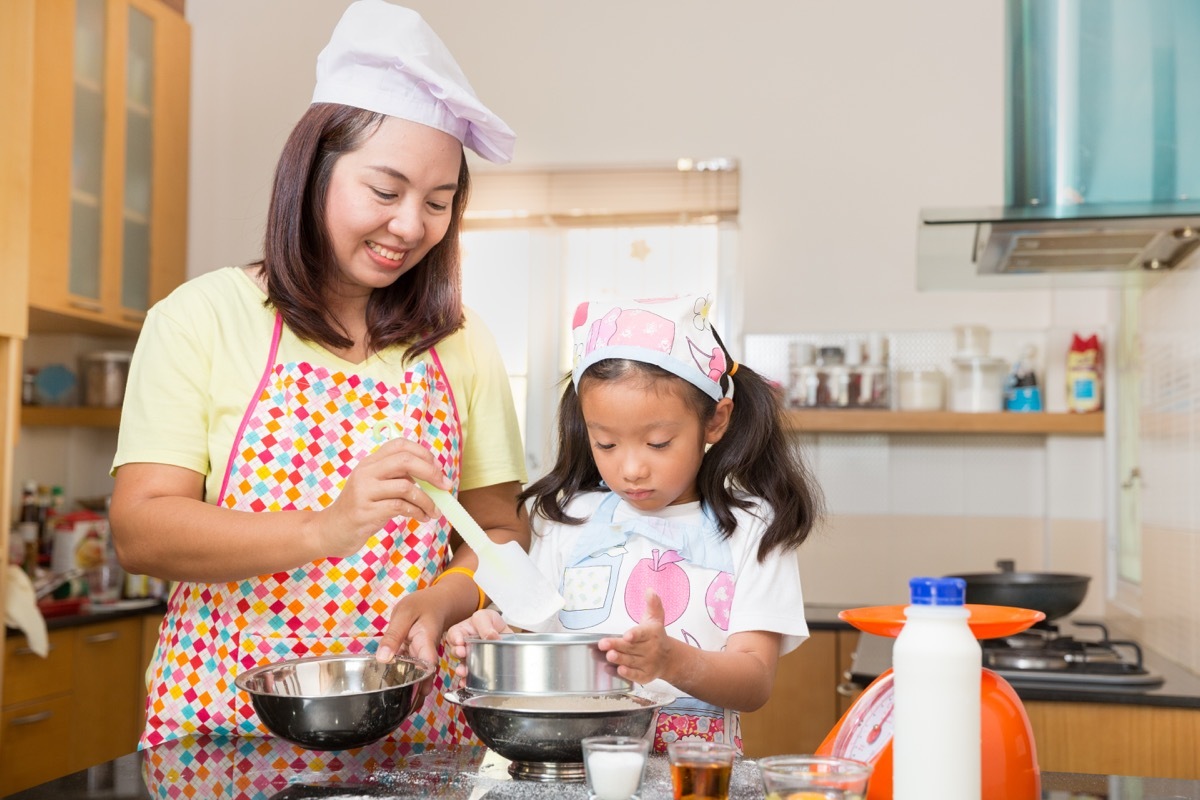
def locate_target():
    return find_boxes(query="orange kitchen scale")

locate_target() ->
[816,604,1045,800]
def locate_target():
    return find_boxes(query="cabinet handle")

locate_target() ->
[82,631,121,644]
[836,679,863,698]
[13,643,56,657]
[68,298,103,312]
[10,710,54,726]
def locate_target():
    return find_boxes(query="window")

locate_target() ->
[460,165,740,478]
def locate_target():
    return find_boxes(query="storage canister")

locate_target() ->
[79,351,132,407]
[896,368,945,411]
[950,356,1006,413]
[953,325,991,358]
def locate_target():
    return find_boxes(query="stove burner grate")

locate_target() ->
[980,620,1164,688]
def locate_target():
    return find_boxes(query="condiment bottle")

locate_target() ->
[858,332,890,408]
[843,340,863,408]
[787,341,815,408]
[19,521,40,577]
[892,576,981,800]
[817,346,845,407]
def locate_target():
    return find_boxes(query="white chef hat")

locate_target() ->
[311,0,516,164]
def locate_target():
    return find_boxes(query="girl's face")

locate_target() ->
[580,375,731,512]
[324,116,462,296]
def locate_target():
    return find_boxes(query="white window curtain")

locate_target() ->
[461,165,740,478]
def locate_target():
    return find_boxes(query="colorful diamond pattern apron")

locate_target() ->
[141,315,470,749]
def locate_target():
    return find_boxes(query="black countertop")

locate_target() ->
[5,599,167,636]
[807,604,1200,710]
[7,736,1200,799]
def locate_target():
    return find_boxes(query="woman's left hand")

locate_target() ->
[377,588,455,698]
[597,590,678,685]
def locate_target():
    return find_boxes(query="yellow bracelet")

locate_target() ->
[431,567,488,611]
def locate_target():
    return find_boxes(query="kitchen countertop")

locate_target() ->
[5,598,167,636]
[808,603,1200,710]
[8,735,1200,799]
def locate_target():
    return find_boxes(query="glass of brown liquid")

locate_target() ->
[667,741,736,800]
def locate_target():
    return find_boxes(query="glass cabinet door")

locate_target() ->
[121,5,154,314]
[68,0,107,306]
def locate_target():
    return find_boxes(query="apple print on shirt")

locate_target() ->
[625,548,691,624]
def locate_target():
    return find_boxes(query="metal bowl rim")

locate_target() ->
[464,632,607,646]
[443,687,674,715]
[233,653,435,698]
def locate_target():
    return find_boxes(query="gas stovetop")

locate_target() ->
[849,620,1165,693]
[980,620,1164,691]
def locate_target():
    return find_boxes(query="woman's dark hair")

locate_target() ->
[520,359,824,562]
[259,103,471,358]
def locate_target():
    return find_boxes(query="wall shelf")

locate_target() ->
[21,406,121,428]
[784,409,1104,436]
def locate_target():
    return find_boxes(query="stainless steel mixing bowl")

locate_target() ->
[235,654,434,750]
[465,632,632,695]
[445,687,669,776]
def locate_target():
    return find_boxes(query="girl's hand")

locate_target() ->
[315,437,453,558]
[598,590,679,685]
[445,609,510,679]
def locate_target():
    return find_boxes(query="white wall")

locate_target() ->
[186,0,1111,336]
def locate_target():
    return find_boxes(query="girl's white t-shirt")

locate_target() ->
[525,490,809,702]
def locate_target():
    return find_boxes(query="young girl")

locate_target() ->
[447,294,822,752]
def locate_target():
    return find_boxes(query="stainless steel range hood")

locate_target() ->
[918,0,1200,290]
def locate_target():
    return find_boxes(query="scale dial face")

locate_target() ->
[832,673,895,764]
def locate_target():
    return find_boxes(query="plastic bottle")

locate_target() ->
[892,576,981,800]
[19,480,39,525]
[1004,344,1043,412]
[1066,333,1103,413]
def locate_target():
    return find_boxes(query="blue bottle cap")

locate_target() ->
[909,577,967,606]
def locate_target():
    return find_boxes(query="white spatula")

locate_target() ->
[416,479,564,630]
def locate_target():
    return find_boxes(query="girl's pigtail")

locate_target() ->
[699,362,823,561]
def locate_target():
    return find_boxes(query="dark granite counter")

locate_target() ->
[6,736,1200,799]
[811,603,1200,710]
[5,599,167,637]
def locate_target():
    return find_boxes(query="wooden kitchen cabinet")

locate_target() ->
[740,629,859,758]
[0,612,161,796]
[1024,700,1200,781]
[69,616,143,773]
[26,0,189,336]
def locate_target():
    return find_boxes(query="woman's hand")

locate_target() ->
[316,437,452,558]
[445,609,510,678]
[375,582,466,699]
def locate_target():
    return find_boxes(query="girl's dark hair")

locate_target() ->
[259,103,471,358]
[520,359,823,562]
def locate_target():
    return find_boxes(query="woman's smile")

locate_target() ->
[365,240,408,269]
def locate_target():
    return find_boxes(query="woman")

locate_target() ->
[109,0,526,748]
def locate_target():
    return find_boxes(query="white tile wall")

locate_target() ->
[810,434,891,515]
[1138,258,1200,673]
[887,437,968,515]
[1045,436,1106,521]
[960,436,1047,517]
[757,327,1110,608]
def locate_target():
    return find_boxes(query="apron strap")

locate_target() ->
[216,313,285,504]
[596,491,622,522]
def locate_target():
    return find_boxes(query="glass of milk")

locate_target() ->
[582,735,650,800]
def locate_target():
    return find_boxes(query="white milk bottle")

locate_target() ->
[892,576,981,800]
